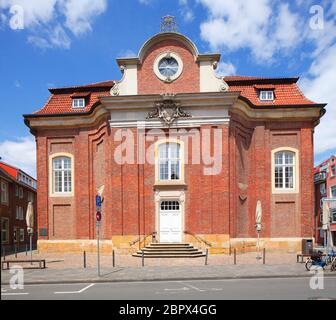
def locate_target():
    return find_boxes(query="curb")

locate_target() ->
[2,273,336,286]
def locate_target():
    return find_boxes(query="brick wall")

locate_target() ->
[138,39,200,95]
[0,176,37,249]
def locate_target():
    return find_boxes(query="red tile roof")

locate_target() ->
[0,162,19,180]
[31,77,321,116]
[48,80,114,93]
[223,76,299,82]
[34,81,114,115]
[70,92,91,98]
[224,76,316,106]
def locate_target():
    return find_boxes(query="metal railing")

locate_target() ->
[129,233,154,248]
[184,231,212,248]
[314,172,327,183]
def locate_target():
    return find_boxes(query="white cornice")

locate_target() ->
[100,92,240,110]
[25,92,323,130]
[109,118,230,129]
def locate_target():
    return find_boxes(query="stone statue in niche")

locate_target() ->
[238,182,248,201]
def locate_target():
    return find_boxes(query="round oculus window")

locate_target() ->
[158,57,179,78]
[153,52,183,82]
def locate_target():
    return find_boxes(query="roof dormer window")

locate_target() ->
[72,98,85,109]
[259,90,274,101]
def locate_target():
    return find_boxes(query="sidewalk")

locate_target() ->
[2,263,335,285]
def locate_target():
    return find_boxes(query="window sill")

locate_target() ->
[50,193,74,198]
[272,189,298,195]
[154,181,187,188]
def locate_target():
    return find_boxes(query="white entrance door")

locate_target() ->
[159,200,182,243]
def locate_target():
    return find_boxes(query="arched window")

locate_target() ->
[158,143,181,181]
[53,156,72,193]
[274,151,295,190]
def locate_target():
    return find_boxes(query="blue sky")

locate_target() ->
[0,0,335,177]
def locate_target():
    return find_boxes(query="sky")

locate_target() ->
[0,0,335,178]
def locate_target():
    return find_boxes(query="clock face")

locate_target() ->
[158,57,179,78]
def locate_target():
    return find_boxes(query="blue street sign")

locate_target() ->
[96,195,102,207]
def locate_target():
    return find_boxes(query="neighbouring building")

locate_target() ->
[23,20,327,254]
[0,161,37,251]
[314,155,336,245]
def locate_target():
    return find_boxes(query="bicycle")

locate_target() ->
[331,256,336,272]
[305,250,336,271]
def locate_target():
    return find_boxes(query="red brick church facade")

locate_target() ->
[24,31,326,254]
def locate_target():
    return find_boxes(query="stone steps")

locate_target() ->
[132,243,206,258]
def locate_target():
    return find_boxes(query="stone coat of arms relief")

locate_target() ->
[146,99,191,125]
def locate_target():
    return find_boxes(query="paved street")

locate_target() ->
[1,277,336,300]
[1,264,327,285]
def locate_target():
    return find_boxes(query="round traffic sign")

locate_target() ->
[96,212,102,222]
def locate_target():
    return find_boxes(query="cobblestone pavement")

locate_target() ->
[2,251,298,269]
[2,251,334,285]
[2,263,333,285]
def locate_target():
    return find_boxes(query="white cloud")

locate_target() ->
[0,0,107,48]
[179,0,194,22]
[0,136,36,178]
[274,3,302,50]
[199,0,305,61]
[0,11,7,28]
[306,16,336,57]
[27,35,52,49]
[216,61,236,76]
[0,0,57,27]
[58,0,107,36]
[28,24,71,49]
[301,44,336,155]
[138,0,152,4]
[13,80,21,88]
[199,0,274,60]
[50,24,71,48]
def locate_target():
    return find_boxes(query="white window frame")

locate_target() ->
[53,157,72,194]
[19,229,25,242]
[1,180,8,204]
[72,98,85,109]
[153,52,184,83]
[259,90,274,101]
[19,187,23,199]
[272,148,299,194]
[158,142,182,182]
[331,186,336,198]
[320,183,326,196]
[331,208,336,223]
[49,153,74,197]
[1,218,9,244]
[331,165,336,177]
[28,191,34,203]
